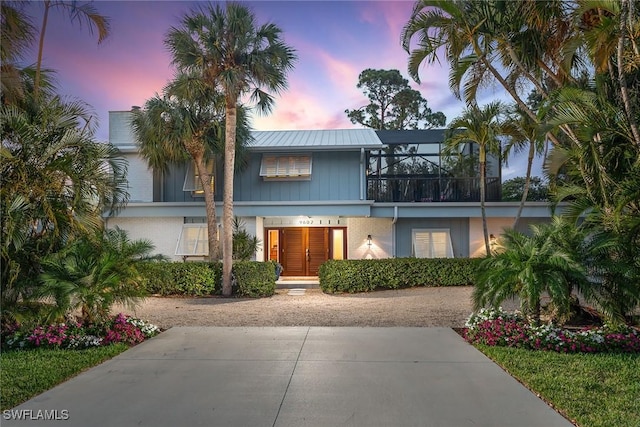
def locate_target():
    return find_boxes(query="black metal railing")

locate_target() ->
[367,176,501,202]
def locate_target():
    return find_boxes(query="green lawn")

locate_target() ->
[0,345,128,410]
[477,345,640,427]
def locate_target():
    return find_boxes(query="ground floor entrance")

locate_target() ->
[265,227,346,276]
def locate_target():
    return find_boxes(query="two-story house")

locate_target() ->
[106,111,553,277]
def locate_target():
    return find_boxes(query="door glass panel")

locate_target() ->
[268,230,279,262]
[332,229,344,260]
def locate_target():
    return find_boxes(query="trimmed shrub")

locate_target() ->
[318,258,481,293]
[137,261,276,297]
[137,262,222,296]
[233,261,276,298]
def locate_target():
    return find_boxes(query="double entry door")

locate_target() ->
[266,227,345,277]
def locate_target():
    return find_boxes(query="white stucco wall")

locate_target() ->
[106,217,184,261]
[347,217,393,259]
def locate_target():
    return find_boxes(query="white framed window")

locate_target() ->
[175,224,210,256]
[259,155,312,180]
[183,160,214,195]
[412,229,454,258]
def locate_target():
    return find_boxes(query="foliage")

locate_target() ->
[136,260,275,297]
[402,1,640,323]
[232,217,261,261]
[2,313,159,351]
[130,73,253,261]
[232,261,276,298]
[137,261,223,296]
[318,258,481,293]
[1,344,129,411]
[35,227,163,324]
[1,96,129,319]
[473,220,587,325]
[501,176,549,202]
[446,101,510,254]
[345,68,445,130]
[479,346,640,427]
[465,307,640,353]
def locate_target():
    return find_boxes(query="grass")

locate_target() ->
[0,344,128,410]
[477,345,640,427]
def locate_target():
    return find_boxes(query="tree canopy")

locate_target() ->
[345,68,445,130]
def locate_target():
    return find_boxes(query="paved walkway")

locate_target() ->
[6,327,573,427]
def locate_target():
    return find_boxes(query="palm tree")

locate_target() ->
[33,0,110,97]
[502,106,549,229]
[473,220,587,325]
[39,227,164,323]
[131,73,251,262]
[400,0,580,147]
[165,2,296,296]
[574,0,640,146]
[446,101,507,255]
[1,2,35,104]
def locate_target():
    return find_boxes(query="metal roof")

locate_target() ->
[249,129,383,151]
[376,129,446,145]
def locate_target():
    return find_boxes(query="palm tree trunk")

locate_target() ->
[222,100,237,297]
[34,0,52,98]
[195,157,219,261]
[513,142,535,230]
[480,150,491,256]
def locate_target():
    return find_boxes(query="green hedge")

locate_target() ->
[232,261,277,297]
[137,261,276,297]
[318,258,482,293]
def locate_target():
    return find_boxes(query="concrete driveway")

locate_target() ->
[4,327,573,427]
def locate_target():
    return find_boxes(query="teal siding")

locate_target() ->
[233,151,361,201]
[395,218,469,258]
[160,161,223,202]
[160,152,360,202]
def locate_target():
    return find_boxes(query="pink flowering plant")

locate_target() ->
[2,313,159,350]
[464,307,640,353]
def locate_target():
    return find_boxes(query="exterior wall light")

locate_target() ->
[367,234,372,247]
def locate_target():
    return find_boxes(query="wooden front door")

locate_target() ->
[280,227,329,276]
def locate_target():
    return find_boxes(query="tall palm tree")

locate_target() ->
[503,106,549,229]
[131,72,251,262]
[33,1,110,97]
[446,101,507,255]
[165,2,296,296]
[400,0,580,147]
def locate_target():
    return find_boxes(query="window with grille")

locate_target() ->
[259,155,312,180]
[412,229,454,258]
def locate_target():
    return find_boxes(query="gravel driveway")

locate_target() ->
[116,286,520,329]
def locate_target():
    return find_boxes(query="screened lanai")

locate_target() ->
[368,130,501,203]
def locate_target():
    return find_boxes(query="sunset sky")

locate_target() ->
[22,0,537,178]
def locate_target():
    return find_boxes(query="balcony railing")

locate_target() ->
[367,176,501,202]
